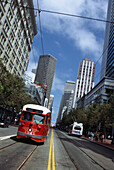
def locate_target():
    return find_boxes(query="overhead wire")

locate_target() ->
[36,0,47,99]
[40,9,114,24]
[1,0,114,24]
[1,0,112,82]
[37,0,44,55]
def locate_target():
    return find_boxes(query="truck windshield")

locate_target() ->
[74,126,81,130]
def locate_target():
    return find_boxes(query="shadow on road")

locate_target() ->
[10,136,44,146]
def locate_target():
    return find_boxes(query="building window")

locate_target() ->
[16,58,19,65]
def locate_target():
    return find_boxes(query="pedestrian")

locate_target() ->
[91,133,94,141]
[95,132,98,141]
[100,134,104,142]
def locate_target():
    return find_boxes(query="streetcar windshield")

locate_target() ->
[22,112,33,121]
[33,114,44,124]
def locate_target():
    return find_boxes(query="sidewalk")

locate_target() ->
[82,136,114,150]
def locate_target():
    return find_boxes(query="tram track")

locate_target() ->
[0,139,39,170]
[57,131,107,170]
[0,141,17,151]
[58,134,80,170]
[71,138,106,170]
[17,145,38,170]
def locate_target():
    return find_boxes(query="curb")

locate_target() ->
[82,137,114,151]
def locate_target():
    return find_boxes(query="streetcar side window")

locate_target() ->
[45,116,49,125]
[33,114,44,124]
[22,112,33,121]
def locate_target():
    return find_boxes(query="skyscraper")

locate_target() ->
[48,95,54,112]
[57,81,75,122]
[76,0,114,109]
[0,0,37,77]
[73,58,96,108]
[35,54,57,101]
[100,0,114,80]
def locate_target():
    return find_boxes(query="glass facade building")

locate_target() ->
[100,0,114,79]
[57,81,75,122]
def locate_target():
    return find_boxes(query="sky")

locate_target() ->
[26,0,109,125]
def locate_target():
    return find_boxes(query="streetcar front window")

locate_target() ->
[26,108,43,113]
[33,114,44,124]
[22,112,33,121]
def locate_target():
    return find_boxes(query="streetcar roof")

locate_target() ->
[23,104,51,115]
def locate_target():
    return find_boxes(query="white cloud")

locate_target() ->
[27,60,36,72]
[55,41,60,46]
[34,0,108,61]
[27,45,39,72]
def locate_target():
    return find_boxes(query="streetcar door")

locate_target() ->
[44,115,49,135]
[19,111,33,134]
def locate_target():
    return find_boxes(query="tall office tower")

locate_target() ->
[57,81,75,122]
[100,0,114,80]
[0,0,37,77]
[48,95,54,112]
[34,54,57,101]
[73,58,96,108]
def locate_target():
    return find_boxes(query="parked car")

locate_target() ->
[0,117,10,128]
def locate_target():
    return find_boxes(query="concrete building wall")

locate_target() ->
[73,58,96,108]
[35,54,57,101]
[77,77,114,109]
[0,0,37,77]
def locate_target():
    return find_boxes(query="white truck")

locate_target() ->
[68,122,83,136]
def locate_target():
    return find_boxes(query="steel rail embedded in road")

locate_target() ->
[17,145,38,170]
[71,138,106,170]
[57,130,107,170]
[0,142,17,151]
[56,132,80,170]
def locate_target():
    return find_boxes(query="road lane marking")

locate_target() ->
[52,133,55,170]
[0,134,16,140]
[48,132,53,170]
[47,129,55,170]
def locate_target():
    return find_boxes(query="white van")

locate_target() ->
[68,122,83,136]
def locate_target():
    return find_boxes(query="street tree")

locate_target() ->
[0,59,36,114]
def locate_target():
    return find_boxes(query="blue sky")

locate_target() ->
[27,0,108,125]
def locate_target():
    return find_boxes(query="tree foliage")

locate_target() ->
[0,59,36,111]
[60,99,114,136]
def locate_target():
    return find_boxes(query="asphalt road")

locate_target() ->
[56,130,114,170]
[0,126,114,170]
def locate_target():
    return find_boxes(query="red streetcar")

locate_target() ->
[17,104,51,143]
